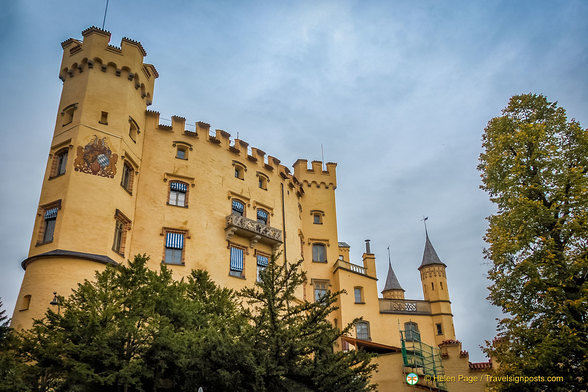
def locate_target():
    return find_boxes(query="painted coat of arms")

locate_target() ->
[74,136,118,178]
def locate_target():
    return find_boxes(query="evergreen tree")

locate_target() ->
[241,256,377,392]
[0,299,9,344]
[478,94,587,391]
[7,255,256,392]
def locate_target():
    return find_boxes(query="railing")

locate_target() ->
[333,259,368,276]
[225,213,282,247]
[379,299,431,314]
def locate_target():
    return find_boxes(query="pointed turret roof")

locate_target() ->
[419,232,447,270]
[382,260,404,292]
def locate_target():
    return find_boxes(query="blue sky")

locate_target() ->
[1,0,586,361]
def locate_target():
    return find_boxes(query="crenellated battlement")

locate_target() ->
[59,27,157,105]
[144,110,313,195]
[293,159,337,189]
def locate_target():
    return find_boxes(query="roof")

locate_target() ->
[382,261,404,292]
[338,241,350,248]
[22,249,119,270]
[419,232,447,269]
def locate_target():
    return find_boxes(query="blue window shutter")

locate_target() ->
[230,247,244,271]
[170,182,187,192]
[165,232,184,249]
[232,200,244,213]
[44,208,58,220]
[257,255,269,267]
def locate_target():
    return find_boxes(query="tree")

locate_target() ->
[4,255,256,392]
[0,299,9,344]
[478,94,587,391]
[241,256,377,392]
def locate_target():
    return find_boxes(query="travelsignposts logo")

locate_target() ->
[406,373,419,385]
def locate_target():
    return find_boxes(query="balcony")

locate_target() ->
[333,259,376,278]
[225,213,282,249]
[379,298,431,315]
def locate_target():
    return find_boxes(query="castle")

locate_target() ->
[11,27,493,391]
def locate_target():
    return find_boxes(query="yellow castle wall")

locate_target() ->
[11,27,492,390]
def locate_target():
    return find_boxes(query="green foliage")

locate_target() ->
[1,255,375,391]
[242,255,377,392]
[0,255,255,392]
[479,94,588,391]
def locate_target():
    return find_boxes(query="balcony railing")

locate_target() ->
[333,259,375,277]
[225,213,282,248]
[379,299,431,315]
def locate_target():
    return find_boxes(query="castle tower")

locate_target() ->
[381,252,405,300]
[11,27,158,329]
[418,231,456,345]
[292,160,338,302]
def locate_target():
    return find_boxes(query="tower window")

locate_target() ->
[50,148,68,178]
[112,210,131,256]
[436,323,443,335]
[311,210,324,224]
[41,207,58,244]
[257,209,269,225]
[312,243,327,263]
[432,282,434,290]
[355,321,370,341]
[99,111,108,125]
[20,295,31,311]
[169,181,188,207]
[61,103,77,126]
[129,117,139,142]
[440,281,443,290]
[121,163,134,194]
[229,246,245,278]
[257,172,269,190]
[233,161,246,180]
[354,287,364,303]
[313,280,329,302]
[232,200,245,216]
[164,231,185,265]
[176,146,187,159]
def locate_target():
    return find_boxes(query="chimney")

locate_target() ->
[365,239,371,254]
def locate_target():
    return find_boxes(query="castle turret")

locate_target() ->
[11,27,158,329]
[381,260,405,300]
[418,231,456,345]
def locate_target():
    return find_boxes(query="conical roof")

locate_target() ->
[419,232,447,270]
[382,260,404,292]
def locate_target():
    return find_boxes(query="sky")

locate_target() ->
[1,0,586,362]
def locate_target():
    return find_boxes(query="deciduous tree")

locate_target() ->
[478,94,587,391]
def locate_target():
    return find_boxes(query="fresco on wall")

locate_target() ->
[74,135,118,178]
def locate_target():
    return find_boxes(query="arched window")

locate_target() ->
[404,322,420,342]
[312,243,327,263]
[50,148,68,178]
[232,199,245,216]
[355,321,370,340]
[257,209,269,225]
[129,117,139,142]
[121,162,134,193]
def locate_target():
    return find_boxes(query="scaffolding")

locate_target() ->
[400,329,447,391]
